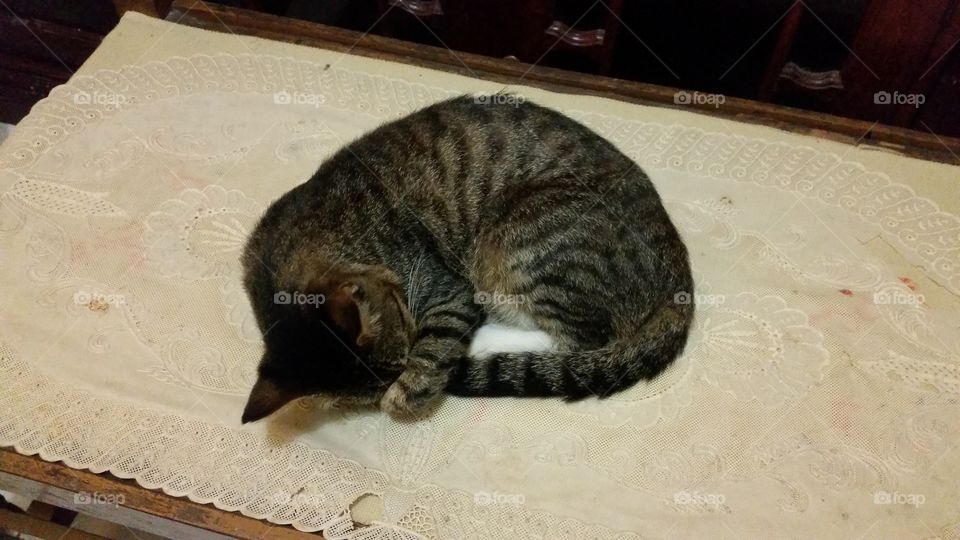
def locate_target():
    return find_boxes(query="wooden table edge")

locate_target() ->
[165,0,960,165]
[0,447,322,539]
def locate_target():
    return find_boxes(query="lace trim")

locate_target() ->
[1,345,639,538]
[566,112,959,296]
[0,345,399,536]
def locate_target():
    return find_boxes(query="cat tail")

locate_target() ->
[445,301,693,398]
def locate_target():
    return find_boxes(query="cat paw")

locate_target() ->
[380,372,441,419]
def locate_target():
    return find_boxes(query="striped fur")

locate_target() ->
[241,96,694,421]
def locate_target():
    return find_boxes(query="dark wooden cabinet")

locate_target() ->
[766,0,960,136]
[1,0,958,145]
[376,0,623,75]
[371,0,960,137]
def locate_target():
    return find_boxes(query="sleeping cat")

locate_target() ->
[240,95,694,422]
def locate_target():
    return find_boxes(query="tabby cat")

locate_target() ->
[240,95,694,422]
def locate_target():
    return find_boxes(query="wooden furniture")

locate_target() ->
[0,0,172,124]
[378,0,625,75]
[0,1,109,122]
[2,0,958,144]
[1,0,959,536]
[761,0,960,136]
[372,0,960,137]
[170,0,960,163]
[0,447,318,539]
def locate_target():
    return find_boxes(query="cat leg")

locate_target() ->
[381,282,482,417]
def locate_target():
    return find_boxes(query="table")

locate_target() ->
[1,3,958,538]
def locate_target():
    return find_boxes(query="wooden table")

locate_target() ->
[2,1,958,537]
[167,1,960,164]
[0,447,317,538]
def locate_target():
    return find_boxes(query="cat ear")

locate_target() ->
[241,376,299,423]
[305,273,380,350]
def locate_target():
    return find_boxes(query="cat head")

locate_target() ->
[241,264,416,423]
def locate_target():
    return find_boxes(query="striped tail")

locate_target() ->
[445,301,693,398]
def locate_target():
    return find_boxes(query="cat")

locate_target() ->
[240,95,694,423]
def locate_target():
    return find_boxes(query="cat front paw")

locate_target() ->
[380,371,442,419]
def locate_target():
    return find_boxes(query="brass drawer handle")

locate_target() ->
[779,62,844,90]
[389,0,443,17]
[544,20,605,47]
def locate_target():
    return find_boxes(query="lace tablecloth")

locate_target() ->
[2,13,959,539]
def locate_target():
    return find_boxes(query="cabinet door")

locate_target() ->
[767,0,960,135]
[838,0,960,129]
